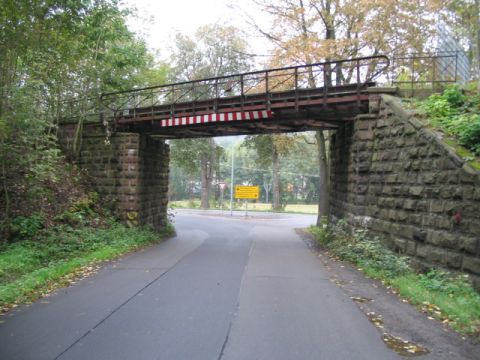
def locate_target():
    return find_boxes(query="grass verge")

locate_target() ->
[169,200,318,214]
[0,222,174,313]
[309,221,480,339]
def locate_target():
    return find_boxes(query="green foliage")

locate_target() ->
[10,214,44,240]
[168,25,249,207]
[443,85,466,107]
[55,192,100,226]
[311,221,410,277]
[170,24,250,82]
[453,114,480,154]
[418,269,474,295]
[0,0,160,222]
[308,224,332,245]
[421,85,480,155]
[0,222,169,307]
[309,221,480,337]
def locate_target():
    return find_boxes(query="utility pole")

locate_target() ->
[230,145,235,216]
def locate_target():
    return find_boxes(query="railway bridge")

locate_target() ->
[58,55,480,285]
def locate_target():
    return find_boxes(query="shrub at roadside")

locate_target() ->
[0,222,174,312]
[420,85,480,155]
[0,192,175,312]
[309,221,480,338]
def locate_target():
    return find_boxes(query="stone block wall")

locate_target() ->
[330,95,480,287]
[58,123,169,231]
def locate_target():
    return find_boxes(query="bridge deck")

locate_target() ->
[114,83,373,138]
[96,56,389,138]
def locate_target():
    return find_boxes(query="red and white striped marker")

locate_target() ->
[160,110,273,127]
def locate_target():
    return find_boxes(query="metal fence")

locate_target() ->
[57,51,472,123]
[385,22,470,89]
[385,51,470,90]
[98,55,389,122]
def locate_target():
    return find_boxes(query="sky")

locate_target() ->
[121,0,272,145]
[122,0,270,61]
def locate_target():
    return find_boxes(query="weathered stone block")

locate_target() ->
[403,123,416,135]
[426,230,457,249]
[469,221,480,236]
[409,258,431,273]
[403,199,416,210]
[406,241,417,255]
[435,217,452,230]
[421,173,436,184]
[444,252,462,269]
[429,200,444,213]
[409,214,423,225]
[385,174,398,183]
[376,119,387,128]
[416,244,433,259]
[427,145,443,157]
[394,238,407,253]
[473,188,480,201]
[443,201,457,213]
[356,131,374,141]
[408,148,419,159]
[409,186,423,197]
[459,236,478,255]
[463,256,480,275]
[426,247,447,264]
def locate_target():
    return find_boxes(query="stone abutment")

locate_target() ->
[330,94,480,287]
[58,124,169,231]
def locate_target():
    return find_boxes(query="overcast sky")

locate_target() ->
[123,0,270,61]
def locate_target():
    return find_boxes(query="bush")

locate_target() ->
[331,229,410,277]
[309,220,480,338]
[455,114,480,154]
[55,192,101,226]
[310,221,410,277]
[418,269,474,295]
[10,213,44,240]
[442,85,465,107]
[421,85,480,155]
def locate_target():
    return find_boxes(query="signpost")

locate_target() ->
[234,185,260,199]
[234,185,260,216]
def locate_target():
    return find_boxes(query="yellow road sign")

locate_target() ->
[235,185,259,200]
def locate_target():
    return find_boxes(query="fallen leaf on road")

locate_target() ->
[350,296,372,303]
[382,333,429,356]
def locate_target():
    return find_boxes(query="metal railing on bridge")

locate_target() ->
[98,56,389,123]
[57,52,469,125]
[385,51,469,90]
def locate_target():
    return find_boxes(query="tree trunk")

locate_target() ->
[1,157,9,219]
[316,130,330,226]
[475,0,480,91]
[200,154,210,209]
[272,147,281,210]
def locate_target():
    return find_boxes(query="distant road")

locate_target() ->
[0,210,398,360]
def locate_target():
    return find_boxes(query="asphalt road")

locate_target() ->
[0,210,399,360]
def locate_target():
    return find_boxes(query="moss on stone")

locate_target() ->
[444,138,480,171]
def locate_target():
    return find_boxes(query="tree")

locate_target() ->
[0,0,158,222]
[280,133,320,203]
[243,134,296,210]
[168,24,251,208]
[170,138,224,209]
[444,0,480,90]
[243,0,443,225]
